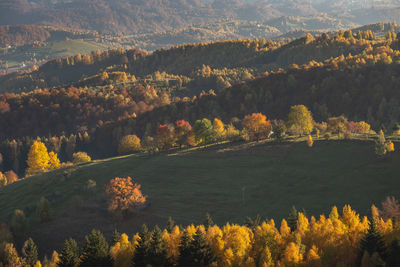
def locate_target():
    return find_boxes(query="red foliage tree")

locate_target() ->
[156,124,176,150]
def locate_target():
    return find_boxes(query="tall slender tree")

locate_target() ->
[58,238,79,267]
[79,229,112,267]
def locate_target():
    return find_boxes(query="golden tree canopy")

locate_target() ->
[287,105,314,135]
[48,152,60,170]
[118,135,142,155]
[26,141,50,175]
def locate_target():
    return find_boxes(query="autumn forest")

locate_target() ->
[1,1,400,266]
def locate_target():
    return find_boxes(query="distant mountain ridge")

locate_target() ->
[1,0,398,34]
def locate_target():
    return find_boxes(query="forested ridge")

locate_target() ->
[0,31,379,92]
[1,30,400,176]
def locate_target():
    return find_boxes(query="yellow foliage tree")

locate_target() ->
[306,245,321,267]
[386,141,395,152]
[163,226,182,264]
[0,171,7,187]
[48,152,60,170]
[307,135,314,147]
[34,261,42,267]
[26,141,50,176]
[287,105,314,135]
[357,121,371,134]
[72,152,91,164]
[213,118,226,140]
[118,135,142,155]
[283,242,303,265]
[110,233,134,267]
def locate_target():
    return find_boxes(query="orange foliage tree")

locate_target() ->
[174,120,193,148]
[242,113,272,141]
[105,177,146,217]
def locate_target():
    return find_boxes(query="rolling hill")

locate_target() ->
[1,139,399,253]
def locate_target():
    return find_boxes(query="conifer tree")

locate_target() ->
[133,224,151,266]
[2,243,25,267]
[147,226,170,266]
[111,229,121,246]
[203,213,214,229]
[22,238,38,267]
[178,230,191,266]
[79,229,112,267]
[287,206,298,231]
[359,219,388,262]
[178,229,215,267]
[58,238,79,267]
[166,217,175,233]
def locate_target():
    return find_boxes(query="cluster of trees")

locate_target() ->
[0,25,51,47]
[0,83,170,139]
[0,170,18,187]
[2,103,394,179]
[2,203,400,266]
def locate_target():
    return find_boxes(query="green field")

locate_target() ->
[0,139,399,250]
[1,39,109,70]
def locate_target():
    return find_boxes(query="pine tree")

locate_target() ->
[359,219,388,262]
[166,217,175,233]
[22,238,38,267]
[79,229,112,267]
[287,206,298,232]
[111,229,121,246]
[204,213,214,230]
[133,224,151,266]
[178,230,192,267]
[287,206,298,231]
[58,238,79,267]
[178,229,215,267]
[147,226,170,266]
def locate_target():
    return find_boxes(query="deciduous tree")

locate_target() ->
[118,135,142,155]
[287,105,314,135]
[242,113,272,141]
[105,177,146,216]
[26,141,50,175]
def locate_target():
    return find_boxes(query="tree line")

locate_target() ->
[1,202,400,266]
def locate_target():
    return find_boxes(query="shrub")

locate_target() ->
[72,152,91,164]
[37,197,52,222]
[118,135,142,155]
[324,132,331,140]
[10,209,27,235]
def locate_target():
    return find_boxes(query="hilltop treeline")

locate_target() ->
[0,32,380,92]
[0,25,50,47]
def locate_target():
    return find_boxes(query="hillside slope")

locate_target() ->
[0,140,399,252]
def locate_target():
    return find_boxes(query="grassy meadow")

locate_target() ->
[0,138,399,251]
